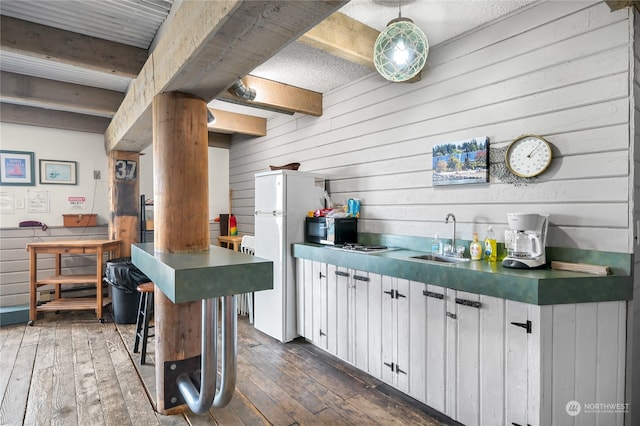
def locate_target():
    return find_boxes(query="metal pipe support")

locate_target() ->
[176,295,237,414]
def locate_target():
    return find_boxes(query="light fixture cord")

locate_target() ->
[398,1,401,18]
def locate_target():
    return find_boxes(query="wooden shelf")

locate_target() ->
[37,297,112,312]
[27,239,121,322]
[36,274,98,285]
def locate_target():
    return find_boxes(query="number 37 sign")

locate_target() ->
[114,160,137,180]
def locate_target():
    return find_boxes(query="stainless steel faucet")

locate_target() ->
[445,213,456,256]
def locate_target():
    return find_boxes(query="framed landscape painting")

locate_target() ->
[40,159,77,185]
[432,137,489,186]
[0,150,35,186]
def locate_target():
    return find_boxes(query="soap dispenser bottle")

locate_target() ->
[432,233,442,255]
[470,233,482,260]
[484,226,497,262]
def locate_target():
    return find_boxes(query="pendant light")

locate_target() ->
[373,2,429,82]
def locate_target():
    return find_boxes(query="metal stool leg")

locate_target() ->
[140,291,154,365]
[133,290,145,354]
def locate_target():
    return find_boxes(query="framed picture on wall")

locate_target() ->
[432,137,489,186]
[0,150,35,186]
[40,159,77,185]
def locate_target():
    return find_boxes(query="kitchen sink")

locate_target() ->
[410,254,471,264]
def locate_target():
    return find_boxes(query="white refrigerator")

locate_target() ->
[254,170,324,342]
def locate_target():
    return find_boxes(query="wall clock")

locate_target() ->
[505,134,553,178]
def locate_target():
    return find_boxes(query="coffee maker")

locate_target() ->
[502,213,549,269]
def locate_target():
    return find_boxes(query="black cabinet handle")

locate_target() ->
[335,270,349,277]
[319,330,326,337]
[396,365,407,375]
[319,272,325,278]
[423,290,444,299]
[446,311,457,320]
[383,290,394,298]
[510,320,532,334]
[384,361,394,371]
[396,292,406,299]
[455,298,481,308]
[353,275,369,282]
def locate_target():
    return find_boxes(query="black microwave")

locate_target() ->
[305,216,357,245]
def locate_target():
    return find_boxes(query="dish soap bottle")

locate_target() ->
[484,226,497,262]
[432,233,442,255]
[470,233,482,260]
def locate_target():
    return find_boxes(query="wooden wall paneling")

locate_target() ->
[229,0,634,254]
[0,227,109,308]
[425,1,597,69]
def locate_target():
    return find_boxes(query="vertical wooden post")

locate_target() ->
[153,92,209,414]
[108,151,140,257]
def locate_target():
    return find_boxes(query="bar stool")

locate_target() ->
[133,281,155,365]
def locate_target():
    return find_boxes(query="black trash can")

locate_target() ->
[104,257,151,324]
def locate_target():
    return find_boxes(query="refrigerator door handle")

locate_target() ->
[255,210,285,216]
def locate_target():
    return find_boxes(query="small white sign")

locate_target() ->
[67,196,86,210]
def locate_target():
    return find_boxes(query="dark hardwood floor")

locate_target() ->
[0,309,449,425]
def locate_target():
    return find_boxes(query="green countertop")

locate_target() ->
[292,243,633,305]
[132,243,273,304]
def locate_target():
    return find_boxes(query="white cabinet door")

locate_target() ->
[353,270,373,371]
[296,259,308,338]
[381,275,396,386]
[311,261,327,349]
[327,264,349,358]
[444,290,508,426]
[380,276,410,392]
[366,272,383,380]
[505,300,531,426]
[422,284,447,411]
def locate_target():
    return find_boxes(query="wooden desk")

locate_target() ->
[26,239,122,323]
[216,235,243,251]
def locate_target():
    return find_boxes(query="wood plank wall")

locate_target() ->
[0,225,223,309]
[629,6,640,426]
[229,1,633,255]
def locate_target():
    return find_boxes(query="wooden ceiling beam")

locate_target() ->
[209,108,266,137]
[0,16,147,78]
[1,71,124,117]
[217,75,322,116]
[208,133,231,149]
[299,12,378,71]
[605,1,640,12]
[105,0,347,152]
[0,103,110,134]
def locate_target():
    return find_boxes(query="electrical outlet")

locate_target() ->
[93,170,101,180]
